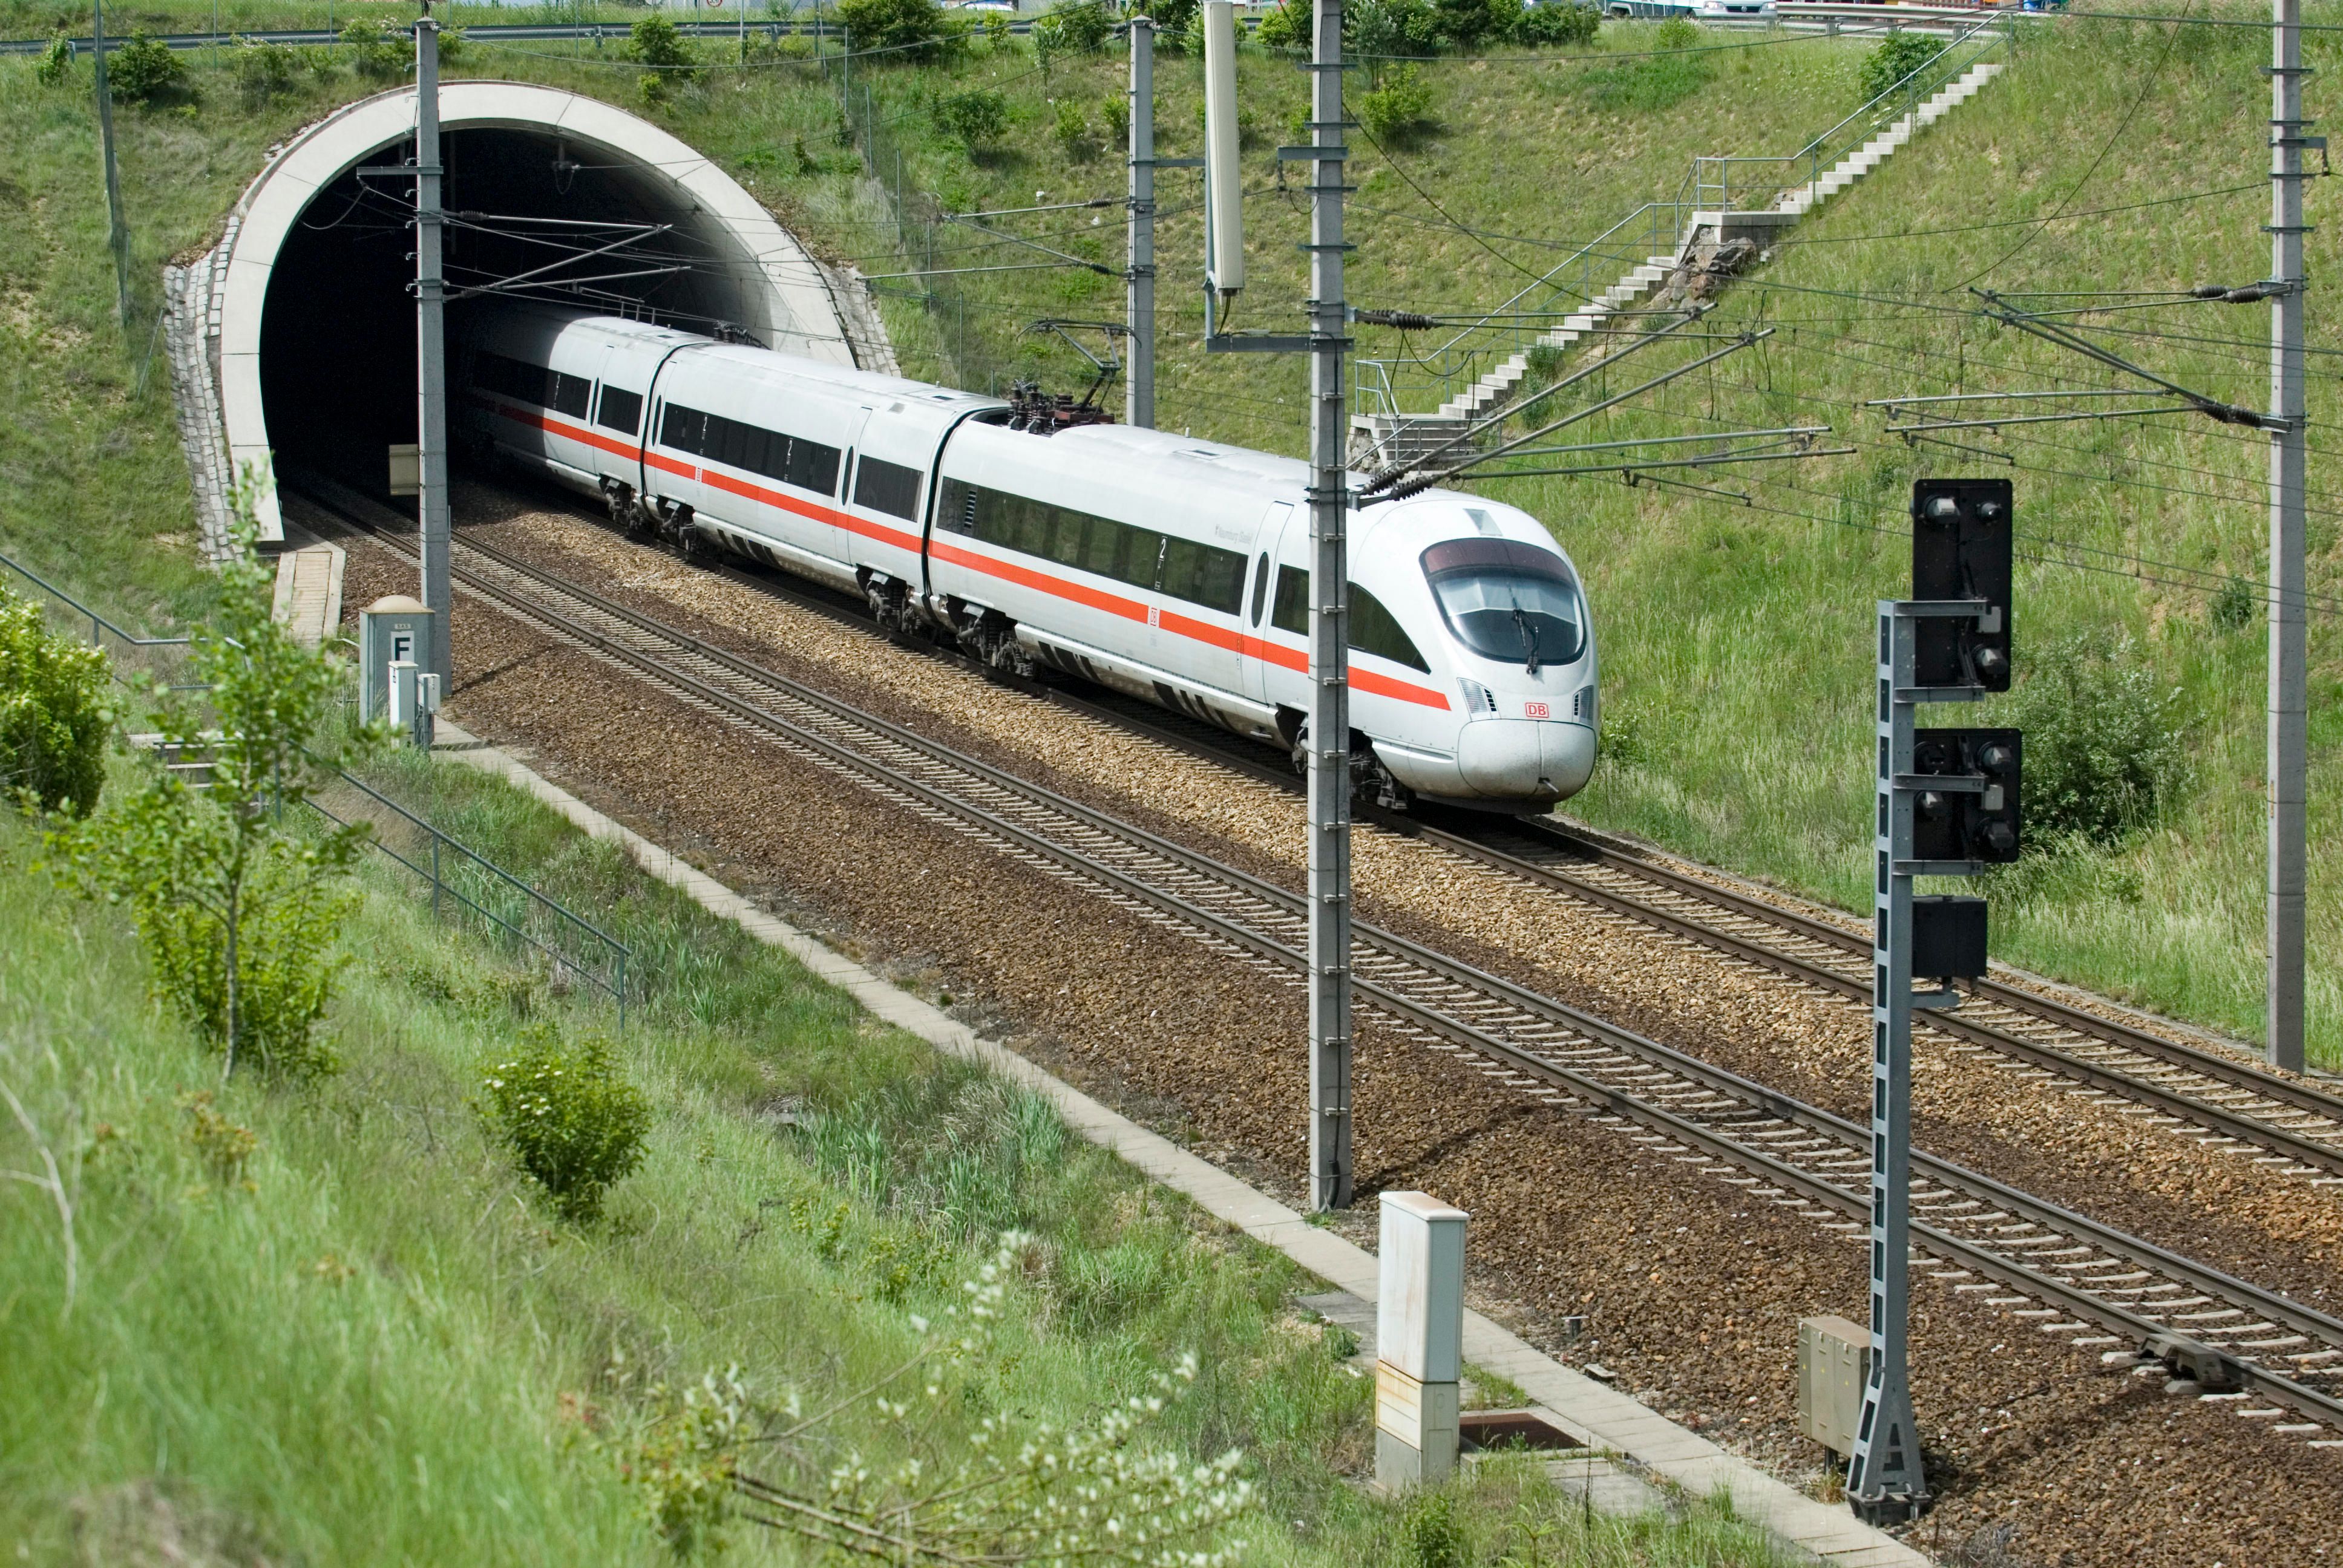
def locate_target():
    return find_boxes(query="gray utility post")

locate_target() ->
[1849,604,1940,1522]
[2267,0,2310,1074]
[92,0,131,327]
[1305,0,1354,1212]
[415,16,453,688]
[1124,16,1156,429]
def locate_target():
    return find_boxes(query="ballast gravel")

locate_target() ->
[315,489,2343,1567]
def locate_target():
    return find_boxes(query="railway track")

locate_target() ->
[1053,682,2343,1188]
[401,476,2343,1188]
[304,480,2343,1440]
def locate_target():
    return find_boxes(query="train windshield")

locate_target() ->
[1421,538,1585,671]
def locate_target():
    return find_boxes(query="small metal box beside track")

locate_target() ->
[1797,1315,1870,1457]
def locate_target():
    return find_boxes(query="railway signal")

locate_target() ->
[1850,478,2024,1522]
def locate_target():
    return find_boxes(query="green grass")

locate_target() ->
[0,744,1809,1564]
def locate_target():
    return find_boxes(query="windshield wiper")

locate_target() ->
[1513,606,1542,677]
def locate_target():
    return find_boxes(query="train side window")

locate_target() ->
[867,457,919,518]
[787,437,841,495]
[597,385,643,436]
[544,370,591,420]
[1270,568,1426,669]
[1250,554,1270,626]
[1351,586,1429,671]
[936,477,978,533]
[660,401,707,454]
[1272,566,1308,636]
[1161,537,1245,616]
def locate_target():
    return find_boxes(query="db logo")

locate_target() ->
[1524,701,1550,720]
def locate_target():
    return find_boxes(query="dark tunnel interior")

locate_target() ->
[261,125,755,488]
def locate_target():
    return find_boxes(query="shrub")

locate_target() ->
[1401,1491,1468,1568]
[52,471,372,1080]
[934,87,1011,149]
[1513,1,1599,47]
[1147,0,1201,45]
[339,18,408,79]
[1052,97,1093,158]
[1033,0,1111,64]
[983,8,1015,49]
[1859,31,1945,103]
[231,38,300,105]
[835,0,967,59]
[36,34,73,87]
[1433,0,1512,47]
[104,33,186,105]
[1256,0,1305,49]
[1653,15,1698,49]
[1348,0,1439,59]
[1357,62,1436,144]
[1101,90,1130,148]
[2209,574,2257,632]
[0,588,111,817]
[629,13,701,104]
[478,1030,652,1223]
[1997,632,2191,845]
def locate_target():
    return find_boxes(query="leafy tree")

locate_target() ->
[982,8,1015,49]
[1432,0,1511,48]
[1033,0,1112,62]
[104,33,187,105]
[339,16,409,79]
[0,589,110,817]
[478,1029,652,1223]
[1860,31,1946,104]
[1347,0,1439,59]
[934,87,1011,149]
[53,472,375,1079]
[1255,0,1304,48]
[629,13,702,105]
[231,38,300,105]
[1356,62,1435,144]
[836,0,968,59]
[1513,1,1599,47]
[35,34,74,87]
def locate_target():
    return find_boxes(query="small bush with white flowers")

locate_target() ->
[478,1029,652,1223]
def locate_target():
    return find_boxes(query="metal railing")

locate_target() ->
[1349,10,2012,433]
[1673,10,2012,217]
[1,543,632,1025]
[0,546,199,690]
[312,767,632,1025]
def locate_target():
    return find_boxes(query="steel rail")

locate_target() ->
[303,483,2343,1432]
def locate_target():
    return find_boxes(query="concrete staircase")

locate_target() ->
[1350,57,2006,471]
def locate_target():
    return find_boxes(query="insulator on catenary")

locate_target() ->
[1356,310,1437,330]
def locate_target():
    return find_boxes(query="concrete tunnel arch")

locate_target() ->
[186,81,891,542]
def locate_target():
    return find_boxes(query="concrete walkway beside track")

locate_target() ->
[434,720,1932,1568]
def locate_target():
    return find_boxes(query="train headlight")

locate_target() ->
[1458,678,1499,719]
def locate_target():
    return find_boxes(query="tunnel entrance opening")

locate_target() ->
[261,124,775,489]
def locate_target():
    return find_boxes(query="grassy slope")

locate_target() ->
[1511,13,2343,1062]
[4,9,2332,1062]
[0,742,1805,1565]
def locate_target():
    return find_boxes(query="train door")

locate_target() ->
[543,339,614,482]
[1244,500,1305,710]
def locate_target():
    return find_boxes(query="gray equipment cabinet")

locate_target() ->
[358,596,436,725]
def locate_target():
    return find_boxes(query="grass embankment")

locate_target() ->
[7,5,2333,1062]
[0,735,1805,1565]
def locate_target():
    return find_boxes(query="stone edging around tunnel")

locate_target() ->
[431,718,1933,1568]
[186,81,887,545]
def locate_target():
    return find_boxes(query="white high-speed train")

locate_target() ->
[452,304,1598,809]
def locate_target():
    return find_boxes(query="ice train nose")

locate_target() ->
[1455,719,1596,801]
